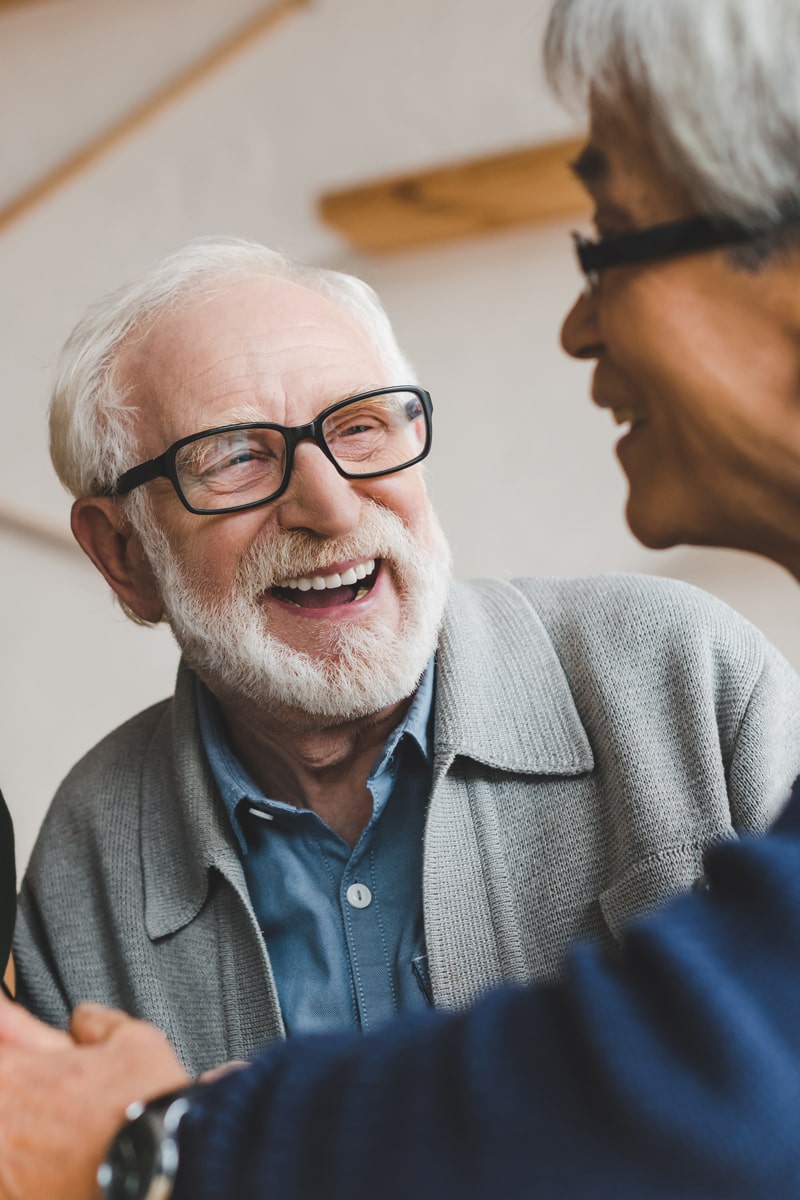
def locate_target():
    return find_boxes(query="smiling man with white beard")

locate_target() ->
[13,235,800,1075]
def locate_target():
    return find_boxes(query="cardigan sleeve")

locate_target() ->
[172,777,800,1200]
[727,638,800,831]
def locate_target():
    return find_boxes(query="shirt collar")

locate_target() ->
[375,655,435,771]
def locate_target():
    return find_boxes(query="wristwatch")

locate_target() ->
[97,1087,194,1200]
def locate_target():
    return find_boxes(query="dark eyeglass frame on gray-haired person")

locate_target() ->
[572,214,765,293]
[105,385,433,516]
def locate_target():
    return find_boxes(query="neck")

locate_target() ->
[714,504,800,585]
[215,691,416,847]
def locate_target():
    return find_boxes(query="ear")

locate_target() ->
[70,496,165,624]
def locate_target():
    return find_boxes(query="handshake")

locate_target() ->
[0,993,189,1200]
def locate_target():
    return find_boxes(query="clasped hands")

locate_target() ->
[0,991,189,1200]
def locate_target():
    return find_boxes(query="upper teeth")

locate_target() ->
[612,409,640,426]
[277,558,376,591]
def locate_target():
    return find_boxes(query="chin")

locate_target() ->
[626,486,730,554]
[625,493,686,551]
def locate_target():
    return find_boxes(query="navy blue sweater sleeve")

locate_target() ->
[174,780,800,1200]
[0,788,14,970]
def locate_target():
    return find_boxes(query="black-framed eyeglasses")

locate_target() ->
[107,385,433,515]
[572,214,760,293]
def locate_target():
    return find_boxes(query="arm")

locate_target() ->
[171,783,800,1199]
[727,639,800,831]
[0,1003,189,1200]
[13,883,73,1028]
[2,783,800,1199]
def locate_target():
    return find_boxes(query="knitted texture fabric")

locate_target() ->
[173,780,800,1200]
[14,574,800,1076]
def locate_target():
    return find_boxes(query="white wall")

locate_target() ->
[1,0,797,871]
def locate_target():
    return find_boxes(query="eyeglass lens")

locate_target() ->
[174,390,428,511]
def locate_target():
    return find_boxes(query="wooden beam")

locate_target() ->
[0,500,78,555]
[0,0,309,234]
[318,137,590,254]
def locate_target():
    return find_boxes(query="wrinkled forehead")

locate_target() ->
[115,276,386,449]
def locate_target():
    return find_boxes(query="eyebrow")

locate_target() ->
[191,385,383,433]
[569,143,610,185]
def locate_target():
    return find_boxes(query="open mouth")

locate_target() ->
[607,407,647,436]
[269,558,381,609]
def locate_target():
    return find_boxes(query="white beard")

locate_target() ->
[136,499,452,724]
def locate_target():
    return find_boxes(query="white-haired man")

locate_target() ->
[3,1,800,1197]
[13,235,800,1085]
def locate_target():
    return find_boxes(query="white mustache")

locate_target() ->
[234,504,418,596]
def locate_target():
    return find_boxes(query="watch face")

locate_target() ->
[98,1094,190,1200]
[99,1117,159,1200]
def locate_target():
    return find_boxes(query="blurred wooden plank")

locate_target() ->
[0,501,78,555]
[318,137,590,253]
[0,0,309,234]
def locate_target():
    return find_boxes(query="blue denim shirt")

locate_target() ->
[196,663,435,1035]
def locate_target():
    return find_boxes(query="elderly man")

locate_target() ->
[2,0,800,1197]
[15,239,800,1076]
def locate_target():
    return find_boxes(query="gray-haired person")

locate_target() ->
[2,0,800,1196]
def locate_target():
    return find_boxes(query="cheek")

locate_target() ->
[604,310,726,446]
[367,471,433,532]
[172,513,271,592]
[624,278,788,432]
[601,273,720,395]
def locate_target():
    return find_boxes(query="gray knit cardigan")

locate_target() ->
[15,575,800,1075]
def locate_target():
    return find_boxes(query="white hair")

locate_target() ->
[544,0,800,230]
[49,236,418,499]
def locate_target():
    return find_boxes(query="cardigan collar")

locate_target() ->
[141,661,249,941]
[434,579,594,775]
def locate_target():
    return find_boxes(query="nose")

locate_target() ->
[560,287,604,361]
[274,442,363,539]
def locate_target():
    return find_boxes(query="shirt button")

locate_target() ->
[346,883,372,909]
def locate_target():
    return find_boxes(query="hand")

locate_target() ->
[198,1058,247,1083]
[0,994,189,1200]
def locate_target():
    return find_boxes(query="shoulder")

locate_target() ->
[27,697,174,860]
[508,571,758,629]
[503,572,770,664]
[61,697,172,791]
[453,573,781,704]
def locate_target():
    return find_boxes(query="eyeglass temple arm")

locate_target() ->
[104,454,167,498]
[575,215,754,275]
